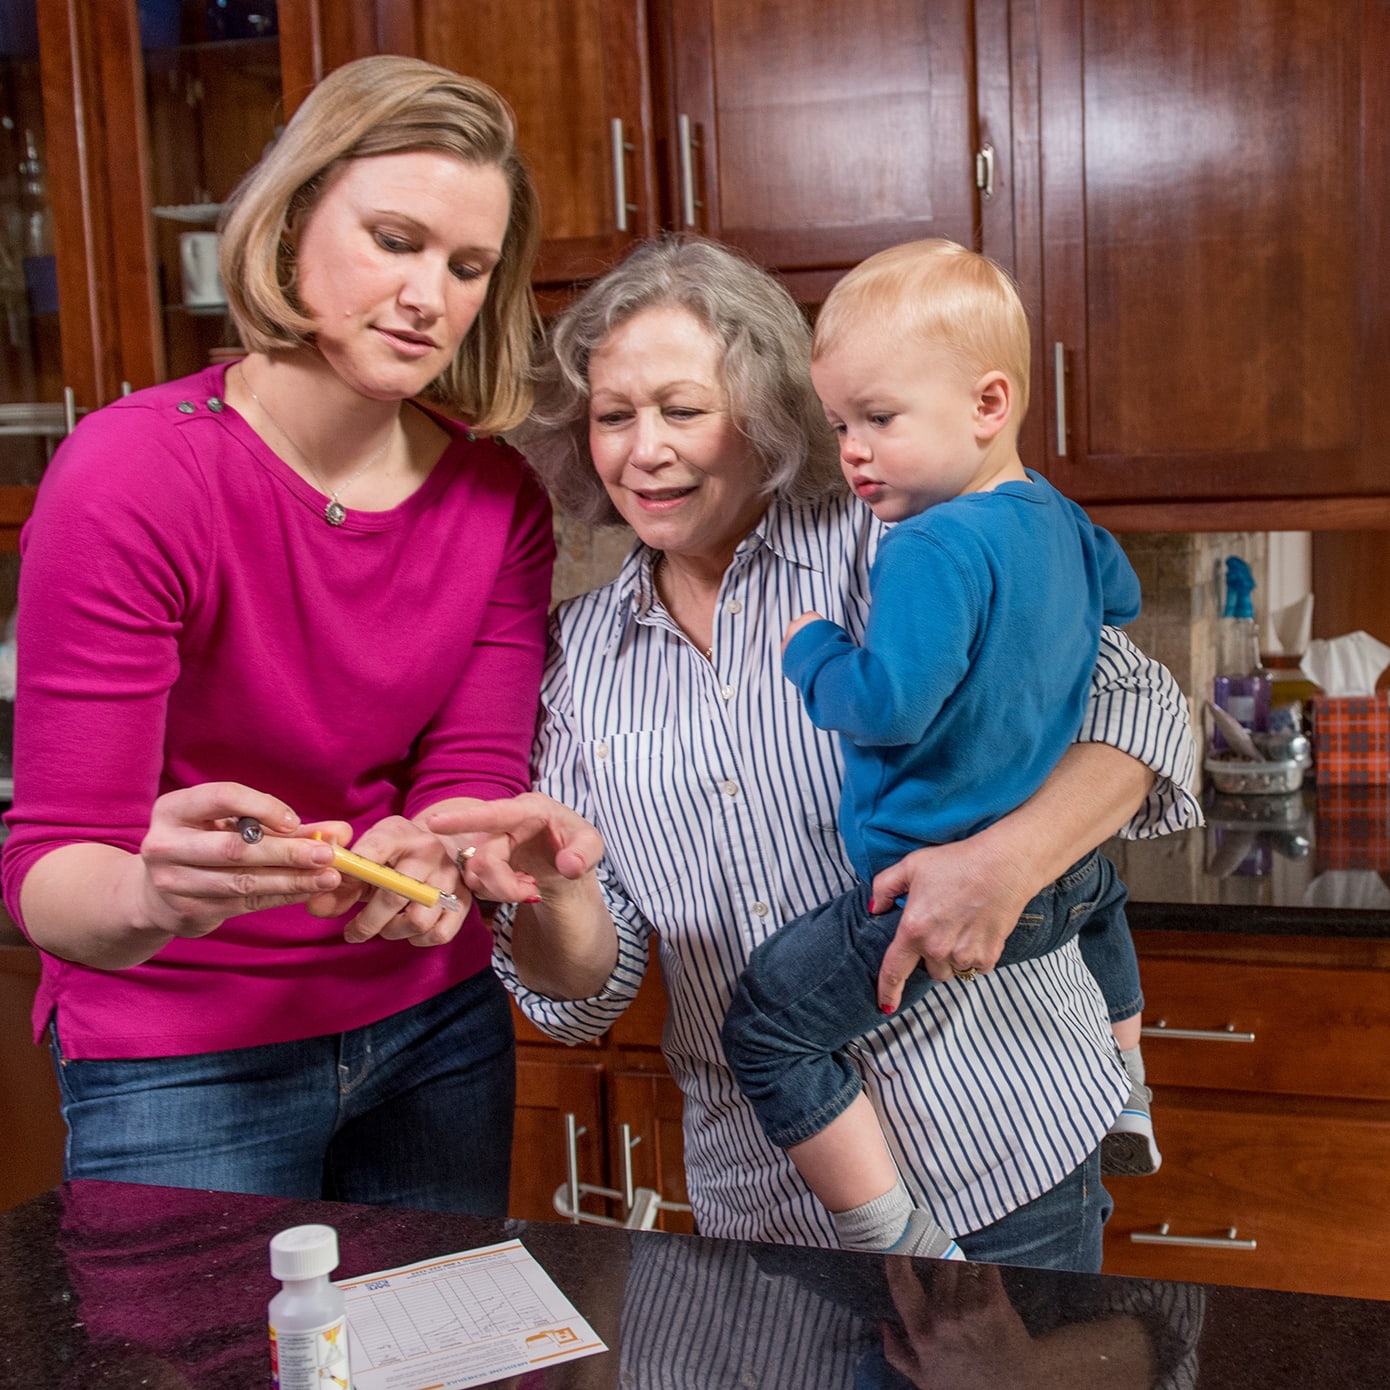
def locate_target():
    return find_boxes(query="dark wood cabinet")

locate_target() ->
[21,1,1385,536]
[657,0,981,294]
[0,0,348,549]
[1024,0,1390,526]
[508,950,694,1235]
[1103,930,1390,1299]
[376,0,659,285]
[386,0,989,299]
[0,945,63,1211]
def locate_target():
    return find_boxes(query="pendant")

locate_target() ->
[324,499,347,526]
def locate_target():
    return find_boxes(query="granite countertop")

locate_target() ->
[1,1180,1388,1388]
[1103,783,1390,936]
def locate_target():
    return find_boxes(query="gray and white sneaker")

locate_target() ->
[1101,1080,1162,1176]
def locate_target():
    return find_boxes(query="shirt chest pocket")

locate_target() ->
[585,727,693,896]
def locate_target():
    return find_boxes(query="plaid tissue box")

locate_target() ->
[1310,693,1390,785]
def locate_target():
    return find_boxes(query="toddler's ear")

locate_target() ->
[974,371,1012,439]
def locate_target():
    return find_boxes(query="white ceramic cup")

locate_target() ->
[179,231,225,308]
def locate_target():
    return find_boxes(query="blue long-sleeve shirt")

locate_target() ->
[783,471,1140,882]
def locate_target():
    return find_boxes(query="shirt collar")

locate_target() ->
[599,495,838,656]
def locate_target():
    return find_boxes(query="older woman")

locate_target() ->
[435,237,1198,1269]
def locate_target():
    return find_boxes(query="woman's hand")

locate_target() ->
[427,793,604,904]
[302,813,477,949]
[869,742,1152,1012]
[868,831,1035,1011]
[136,783,350,939]
[879,1261,1040,1390]
[428,794,614,1000]
[21,782,357,969]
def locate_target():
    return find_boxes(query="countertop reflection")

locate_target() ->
[1,1180,1388,1388]
[1104,783,1390,934]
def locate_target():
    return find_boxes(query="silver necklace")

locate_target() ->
[240,366,396,526]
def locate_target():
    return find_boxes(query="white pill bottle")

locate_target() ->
[268,1223,354,1389]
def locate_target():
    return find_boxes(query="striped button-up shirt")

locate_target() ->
[494,492,1200,1247]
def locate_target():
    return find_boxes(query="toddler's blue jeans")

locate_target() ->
[722,849,1135,1149]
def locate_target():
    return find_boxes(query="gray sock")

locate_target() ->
[831,1179,958,1259]
[1120,1044,1146,1087]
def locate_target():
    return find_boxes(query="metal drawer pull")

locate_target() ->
[556,1113,692,1230]
[678,114,701,228]
[974,142,995,200]
[1131,1223,1257,1251]
[610,118,632,233]
[1053,342,1067,457]
[1142,1020,1255,1043]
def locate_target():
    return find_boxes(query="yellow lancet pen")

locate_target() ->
[235,818,459,911]
[310,832,462,911]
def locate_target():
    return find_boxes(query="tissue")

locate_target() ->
[1300,631,1390,697]
[1303,632,1390,785]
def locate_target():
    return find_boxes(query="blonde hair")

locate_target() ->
[813,239,1030,422]
[218,55,541,433]
[509,237,841,527]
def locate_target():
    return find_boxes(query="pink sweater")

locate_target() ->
[2,366,554,1058]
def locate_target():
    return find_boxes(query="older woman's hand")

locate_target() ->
[868,832,1036,1011]
[427,793,605,904]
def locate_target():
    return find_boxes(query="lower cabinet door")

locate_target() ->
[0,946,65,1211]
[1102,1086,1390,1299]
[610,1069,694,1234]
[510,1050,606,1223]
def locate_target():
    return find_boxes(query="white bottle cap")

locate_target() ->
[269,1224,340,1281]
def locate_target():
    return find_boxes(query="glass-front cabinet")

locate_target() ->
[0,0,346,553]
[143,4,282,382]
[0,0,64,537]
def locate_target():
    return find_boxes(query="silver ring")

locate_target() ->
[457,845,477,875]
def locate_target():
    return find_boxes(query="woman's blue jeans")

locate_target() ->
[723,849,1135,1148]
[50,968,515,1214]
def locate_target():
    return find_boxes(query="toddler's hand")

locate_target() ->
[783,610,823,652]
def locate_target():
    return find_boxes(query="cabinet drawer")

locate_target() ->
[1103,1087,1390,1299]
[1138,956,1390,1101]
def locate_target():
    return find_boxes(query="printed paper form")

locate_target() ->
[336,1238,606,1389]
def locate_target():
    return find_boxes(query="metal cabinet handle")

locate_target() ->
[1142,1020,1256,1044]
[1131,1222,1257,1251]
[554,1112,692,1230]
[63,385,76,435]
[610,118,634,233]
[677,113,701,228]
[1053,342,1068,457]
[974,142,995,200]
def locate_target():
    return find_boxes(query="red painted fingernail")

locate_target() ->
[524,895,542,904]
[868,898,878,913]
[880,1003,895,1015]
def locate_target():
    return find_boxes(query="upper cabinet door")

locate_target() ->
[662,0,981,274]
[1035,0,1390,505]
[397,0,657,284]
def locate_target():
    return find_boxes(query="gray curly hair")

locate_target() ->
[508,237,842,525]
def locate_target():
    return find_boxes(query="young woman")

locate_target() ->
[1,56,552,1212]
